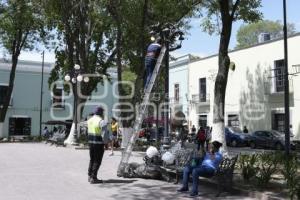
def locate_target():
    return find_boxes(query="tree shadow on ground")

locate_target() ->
[98,177,254,200]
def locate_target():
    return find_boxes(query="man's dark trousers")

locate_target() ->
[88,143,105,179]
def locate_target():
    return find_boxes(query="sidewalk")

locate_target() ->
[0,143,285,200]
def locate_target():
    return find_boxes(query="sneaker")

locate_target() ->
[90,178,103,184]
[177,187,188,192]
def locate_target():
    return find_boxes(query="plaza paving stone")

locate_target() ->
[0,143,283,200]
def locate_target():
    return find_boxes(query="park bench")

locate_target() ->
[160,148,193,183]
[160,149,238,196]
[209,155,238,196]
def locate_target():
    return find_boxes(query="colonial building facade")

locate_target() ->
[188,33,300,138]
[0,59,118,138]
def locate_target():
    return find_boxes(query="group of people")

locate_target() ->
[190,125,212,152]
[42,126,68,139]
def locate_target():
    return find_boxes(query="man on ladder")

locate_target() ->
[144,38,162,90]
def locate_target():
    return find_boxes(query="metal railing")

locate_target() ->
[191,93,210,104]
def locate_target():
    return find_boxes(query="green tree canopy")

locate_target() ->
[236,20,296,49]
[0,0,47,130]
[195,0,262,154]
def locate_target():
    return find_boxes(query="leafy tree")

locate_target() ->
[43,0,116,144]
[0,0,46,137]
[198,0,262,154]
[236,20,296,49]
[105,0,201,125]
[114,0,202,175]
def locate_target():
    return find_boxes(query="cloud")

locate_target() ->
[296,22,300,30]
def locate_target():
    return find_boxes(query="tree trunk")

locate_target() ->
[117,0,149,176]
[132,0,148,108]
[0,123,3,139]
[0,53,19,138]
[64,92,88,145]
[212,52,230,155]
[120,126,134,149]
[212,0,233,155]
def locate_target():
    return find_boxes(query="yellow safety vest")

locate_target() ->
[88,115,102,136]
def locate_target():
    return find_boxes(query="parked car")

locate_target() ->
[225,127,250,147]
[249,130,296,150]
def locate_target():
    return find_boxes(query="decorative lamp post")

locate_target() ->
[64,64,89,145]
[151,23,184,148]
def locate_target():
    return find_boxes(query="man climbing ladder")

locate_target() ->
[117,44,166,177]
[144,38,162,90]
[117,23,184,177]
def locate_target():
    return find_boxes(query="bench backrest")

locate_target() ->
[174,149,193,168]
[216,155,238,175]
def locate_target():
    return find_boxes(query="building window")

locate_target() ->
[9,117,31,136]
[273,113,285,133]
[198,115,207,128]
[199,78,206,102]
[52,88,64,108]
[0,84,12,107]
[228,114,239,127]
[274,59,284,92]
[174,83,180,102]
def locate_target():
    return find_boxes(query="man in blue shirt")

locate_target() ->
[144,38,162,90]
[177,141,223,197]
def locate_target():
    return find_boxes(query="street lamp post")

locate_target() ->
[283,0,290,155]
[64,64,89,145]
[163,28,170,146]
[149,23,184,148]
[160,24,185,147]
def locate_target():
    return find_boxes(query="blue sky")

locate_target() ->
[15,0,300,62]
[175,0,300,57]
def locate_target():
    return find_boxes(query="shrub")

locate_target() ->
[33,136,42,142]
[27,135,34,141]
[78,134,88,144]
[255,152,280,188]
[238,154,258,182]
[281,153,300,200]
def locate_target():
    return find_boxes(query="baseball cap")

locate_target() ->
[93,106,104,115]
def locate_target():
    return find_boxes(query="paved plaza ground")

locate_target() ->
[0,143,284,200]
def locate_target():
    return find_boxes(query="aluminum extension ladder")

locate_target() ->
[117,45,166,176]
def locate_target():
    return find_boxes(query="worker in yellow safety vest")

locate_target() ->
[87,106,108,184]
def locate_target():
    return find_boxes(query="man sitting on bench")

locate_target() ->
[177,141,223,197]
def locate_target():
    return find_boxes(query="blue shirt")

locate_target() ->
[201,151,223,171]
[146,43,161,59]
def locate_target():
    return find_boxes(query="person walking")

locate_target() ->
[144,38,162,90]
[190,125,196,142]
[42,126,50,139]
[87,106,108,184]
[196,127,206,152]
[109,117,119,156]
[205,126,212,151]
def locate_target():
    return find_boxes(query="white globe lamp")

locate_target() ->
[77,75,83,82]
[64,75,71,82]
